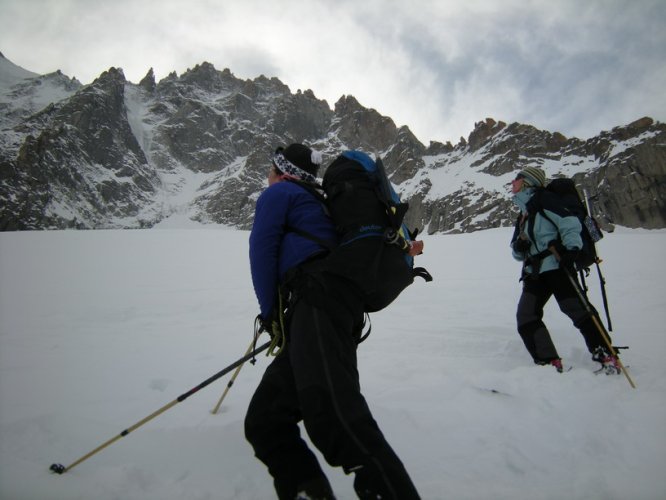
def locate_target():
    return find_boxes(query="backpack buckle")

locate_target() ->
[383,228,410,252]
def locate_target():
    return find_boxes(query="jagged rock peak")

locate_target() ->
[466,117,507,150]
[336,96,383,122]
[251,74,291,93]
[295,88,318,99]
[334,94,363,113]
[501,121,566,144]
[426,140,454,155]
[626,116,654,130]
[253,74,270,83]
[185,61,218,76]
[334,94,397,129]
[139,68,156,92]
[600,116,662,144]
[335,95,386,114]
[94,67,126,84]
[178,63,242,92]
[181,62,237,82]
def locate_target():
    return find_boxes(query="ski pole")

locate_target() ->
[562,268,636,389]
[50,340,271,475]
[211,340,255,414]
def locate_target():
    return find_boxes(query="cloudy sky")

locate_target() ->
[1,0,664,144]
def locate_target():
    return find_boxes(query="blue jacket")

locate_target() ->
[249,180,337,319]
[511,187,583,274]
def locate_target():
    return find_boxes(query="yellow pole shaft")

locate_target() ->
[589,312,636,388]
[60,399,180,473]
[211,341,255,414]
[549,246,635,389]
[51,340,271,474]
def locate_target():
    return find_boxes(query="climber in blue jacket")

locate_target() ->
[249,150,335,321]
[245,143,421,500]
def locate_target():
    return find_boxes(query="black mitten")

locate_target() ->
[558,248,580,272]
[512,237,531,253]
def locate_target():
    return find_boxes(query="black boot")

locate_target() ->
[351,460,420,500]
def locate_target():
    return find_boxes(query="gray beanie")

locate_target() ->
[517,166,546,188]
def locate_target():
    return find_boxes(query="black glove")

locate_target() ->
[512,237,531,253]
[255,314,274,335]
[558,247,580,271]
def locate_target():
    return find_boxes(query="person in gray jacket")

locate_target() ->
[509,167,619,373]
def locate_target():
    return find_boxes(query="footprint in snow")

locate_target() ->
[149,379,169,392]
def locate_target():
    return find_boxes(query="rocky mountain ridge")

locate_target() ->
[1,53,664,232]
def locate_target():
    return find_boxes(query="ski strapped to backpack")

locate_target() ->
[287,150,432,313]
[524,177,612,330]
[580,188,612,331]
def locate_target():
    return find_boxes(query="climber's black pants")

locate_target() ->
[516,268,609,363]
[245,281,420,500]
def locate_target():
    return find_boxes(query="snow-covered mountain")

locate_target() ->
[1,53,664,231]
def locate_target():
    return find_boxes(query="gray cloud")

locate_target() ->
[1,0,664,144]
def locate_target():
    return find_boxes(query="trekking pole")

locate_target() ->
[50,340,271,475]
[211,340,255,414]
[583,188,613,331]
[562,267,636,389]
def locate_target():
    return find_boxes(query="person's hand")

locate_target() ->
[255,314,274,335]
[558,248,580,272]
[409,240,424,256]
[512,237,530,253]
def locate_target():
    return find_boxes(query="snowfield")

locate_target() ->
[0,226,664,499]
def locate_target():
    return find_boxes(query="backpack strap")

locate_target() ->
[285,225,336,251]
[285,178,328,206]
[414,267,433,282]
[520,189,554,279]
[375,157,409,229]
[282,178,336,251]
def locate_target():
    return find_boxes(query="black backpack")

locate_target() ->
[528,177,603,271]
[522,177,613,330]
[291,150,432,313]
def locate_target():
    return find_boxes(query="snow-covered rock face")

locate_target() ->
[1,54,664,231]
[400,118,666,234]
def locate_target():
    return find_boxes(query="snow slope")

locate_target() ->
[0,227,664,499]
[0,53,38,87]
